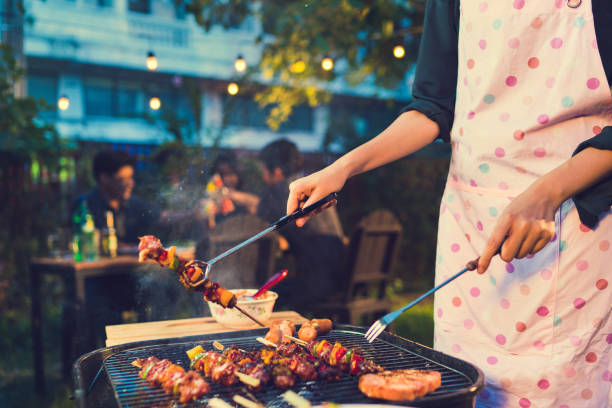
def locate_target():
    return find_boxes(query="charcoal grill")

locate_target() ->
[73,325,484,408]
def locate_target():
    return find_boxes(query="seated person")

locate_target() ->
[72,150,196,344]
[200,151,260,228]
[73,150,159,250]
[256,139,346,311]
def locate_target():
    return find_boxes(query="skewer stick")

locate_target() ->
[282,390,312,408]
[208,397,233,408]
[235,372,261,388]
[256,337,278,348]
[234,304,266,327]
[233,394,264,408]
[240,387,264,407]
[283,334,308,347]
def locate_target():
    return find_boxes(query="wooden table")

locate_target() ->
[105,311,308,346]
[30,248,194,393]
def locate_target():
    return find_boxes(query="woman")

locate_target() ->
[287,1,612,407]
[201,152,260,228]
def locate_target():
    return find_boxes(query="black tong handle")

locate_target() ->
[275,192,338,228]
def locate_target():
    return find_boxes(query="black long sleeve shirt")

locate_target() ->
[403,0,612,228]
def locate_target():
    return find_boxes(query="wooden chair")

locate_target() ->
[310,210,402,325]
[197,214,280,289]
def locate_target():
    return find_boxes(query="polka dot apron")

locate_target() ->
[434,1,612,407]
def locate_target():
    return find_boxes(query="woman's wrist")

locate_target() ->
[330,155,355,181]
[537,146,612,208]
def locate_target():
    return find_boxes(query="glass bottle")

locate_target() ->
[101,211,118,258]
[71,201,86,262]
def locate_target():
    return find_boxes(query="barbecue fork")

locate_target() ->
[364,256,482,343]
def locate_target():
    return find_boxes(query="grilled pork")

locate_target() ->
[358,369,442,401]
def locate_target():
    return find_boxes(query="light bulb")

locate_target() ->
[234,55,247,73]
[57,96,70,110]
[146,51,158,71]
[227,82,239,95]
[321,57,334,71]
[149,97,161,110]
[393,45,405,59]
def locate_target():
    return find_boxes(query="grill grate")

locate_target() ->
[103,328,481,407]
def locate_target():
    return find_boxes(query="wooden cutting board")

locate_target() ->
[105,311,308,347]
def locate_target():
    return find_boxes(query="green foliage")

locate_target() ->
[390,299,434,347]
[0,44,66,314]
[181,0,425,130]
[0,44,62,164]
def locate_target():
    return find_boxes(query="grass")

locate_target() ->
[0,301,75,408]
[388,294,434,348]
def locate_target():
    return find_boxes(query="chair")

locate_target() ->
[197,214,280,289]
[311,209,402,325]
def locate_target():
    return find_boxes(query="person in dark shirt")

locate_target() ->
[73,150,159,248]
[71,150,161,347]
[257,139,346,311]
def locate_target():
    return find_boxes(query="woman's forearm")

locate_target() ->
[333,110,440,179]
[541,147,612,207]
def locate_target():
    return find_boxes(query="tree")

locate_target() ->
[0,43,60,161]
[182,0,425,130]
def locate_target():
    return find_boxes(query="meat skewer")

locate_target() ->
[187,345,272,390]
[264,320,296,345]
[138,235,265,327]
[131,356,210,403]
[282,336,382,375]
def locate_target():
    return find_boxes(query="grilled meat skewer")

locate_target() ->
[131,356,210,403]
[138,235,237,308]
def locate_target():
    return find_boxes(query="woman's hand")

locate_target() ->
[287,162,349,227]
[477,178,560,274]
[478,145,612,273]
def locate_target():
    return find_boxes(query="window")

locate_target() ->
[224,95,313,132]
[128,0,150,14]
[117,81,141,117]
[147,89,195,123]
[27,74,58,118]
[84,77,113,117]
[281,104,313,132]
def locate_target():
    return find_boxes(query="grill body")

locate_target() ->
[74,325,484,408]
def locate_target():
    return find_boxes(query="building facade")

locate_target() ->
[23,0,412,152]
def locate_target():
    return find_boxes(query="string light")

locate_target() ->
[290,60,306,74]
[149,97,161,110]
[57,95,70,110]
[227,82,239,95]
[393,45,405,59]
[146,51,158,71]
[321,56,334,71]
[234,55,247,73]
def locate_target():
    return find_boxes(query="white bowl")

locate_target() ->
[207,289,278,328]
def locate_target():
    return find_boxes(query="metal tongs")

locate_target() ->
[181,192,338,287]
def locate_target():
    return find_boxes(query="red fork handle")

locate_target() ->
[253,269,288,298]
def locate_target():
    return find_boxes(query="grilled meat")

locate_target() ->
[131,357,210,403]
[298,318,333,342]
[265,320,296,345]
[358,369,442,401]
